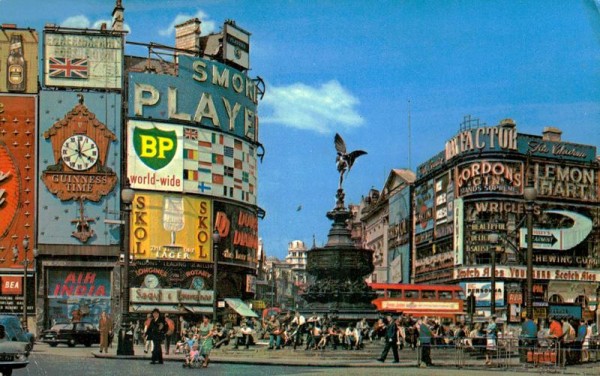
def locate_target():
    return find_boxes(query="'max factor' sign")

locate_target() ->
[129,55,259,141]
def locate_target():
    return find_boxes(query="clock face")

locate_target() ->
[144,274,160,289]
[61,135,99,171]
[191,277,205,290]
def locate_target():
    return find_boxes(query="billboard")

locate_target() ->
[463,281,505,307]
[43,30,123,89]
[214,202,258,269]
[0,28,38,93]
[38,91,122,245]
[127,120,258,205]
[527,161,596,202]
[518,134,596,163]
[128,55,259,141]
[130,192,212,262]
[455,160,523,197]
[0,95,36,269]
[223,21,250,70]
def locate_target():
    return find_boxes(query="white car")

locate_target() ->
[0,340,29,376]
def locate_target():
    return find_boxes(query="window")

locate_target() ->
[548,294,563,303]
[404,290,419,299]
[389,290,402,298]
[574,295,588,308]
[422,290,436,299]
[439,291,453,300]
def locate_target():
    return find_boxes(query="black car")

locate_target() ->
[41,322,100,347]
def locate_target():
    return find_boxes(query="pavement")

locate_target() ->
[85,338,600,373]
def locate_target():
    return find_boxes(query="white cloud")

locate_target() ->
[261,80,364,134]
[60,15,131,32]
[158,10,217,37]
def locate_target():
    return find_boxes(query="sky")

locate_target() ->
[3,0,600,260]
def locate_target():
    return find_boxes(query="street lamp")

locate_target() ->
[117,185,135,356]
[12,237,31,331]
[212,229,220,323]
[488,233,499,315]
[524,186,537,318]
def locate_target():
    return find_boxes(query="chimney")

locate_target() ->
[175,18,201,55]
[542,127,562,142]
[112,0,125,31]
[499,118,516,128]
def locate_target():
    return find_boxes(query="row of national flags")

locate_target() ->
[183,126,257,205]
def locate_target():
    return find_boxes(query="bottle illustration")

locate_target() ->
[7,34,26,92]
[163,196,184,245]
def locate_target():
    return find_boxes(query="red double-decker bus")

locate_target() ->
[368,283,467,322]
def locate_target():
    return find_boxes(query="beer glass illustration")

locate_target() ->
[163,196,184,245]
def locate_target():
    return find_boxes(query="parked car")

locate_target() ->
[0,315,35,352]
[0,326,30,376]
[41,322,100,347]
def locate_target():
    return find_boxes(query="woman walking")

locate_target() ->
[98,311,113,354]
[198,315,215,367]
[485,316,498,366]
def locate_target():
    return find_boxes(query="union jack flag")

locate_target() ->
[184,128,198,140]
[48,57,89,79]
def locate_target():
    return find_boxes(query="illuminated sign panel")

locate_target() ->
[130,192,212,262]
[414,179,434,244]
[527,162,596,201]
[518,134,596,163]
[464,282,505,307]
[455,160,523,197]
[0,29,38,93]
[445,125,517,161]
[128,55,258,141]
[214,202,258,269]
[223,22,250,70]
[43,31,123,89]
[38,91,121,246]
[0,95,36,268]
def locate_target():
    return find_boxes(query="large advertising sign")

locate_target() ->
[0,274,34,315]
[445,125,517,161]
[518,134,596,163]
[130,192,212,262]
[38,91,121,246]
[434,171,454,239]
[213,202,258,269]
[414,179,434,244]
[128,55,259,142]
[527,162,596,202]
[223,21,250,71]
[463,282,505,307]
[47,269,112,324]
[456,265,600,283]
[0,95,36,269]
[127,120,258,205]
[0,28,38,93]
[455,160,523,197]
[43,30,123,89]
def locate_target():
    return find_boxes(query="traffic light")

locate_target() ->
[467,293,476,316]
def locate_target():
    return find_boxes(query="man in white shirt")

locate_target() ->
[345,324,360,350]
[291,311,306,350]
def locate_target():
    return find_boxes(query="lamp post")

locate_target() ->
[488,233,499,316]
[524,186,537,319]
[212,229,220,323]
[13,237,30,331]
[117,185,135,356]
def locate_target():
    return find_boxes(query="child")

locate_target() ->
[183,344,201,368]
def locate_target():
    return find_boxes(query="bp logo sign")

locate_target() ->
[133,126,177,170]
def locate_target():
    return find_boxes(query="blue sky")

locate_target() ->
[3,0,600,260]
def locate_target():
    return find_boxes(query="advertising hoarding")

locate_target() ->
[518,134,596,163]
[455,160,523,197]
[213,201,258,269]
[43,30,123,89]
[38,91,121,246]
[128,55,259,142]
[414,179,434,243]
[130,192,212,262]
[0,29,38,93]
[47,269,112,324]
[0,95,36,269]
[463,281,505,307]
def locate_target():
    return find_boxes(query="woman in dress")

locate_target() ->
[485,316,498,366]
[197,315,215,367]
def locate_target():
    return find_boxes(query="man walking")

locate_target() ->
[147,308,167,365]
[377,314,399,363]
[164,313,175,354]
[417,317,434,368]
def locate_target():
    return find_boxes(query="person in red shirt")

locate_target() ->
[548,317,563,340]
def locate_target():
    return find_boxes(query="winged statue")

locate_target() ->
[334,133,367,190]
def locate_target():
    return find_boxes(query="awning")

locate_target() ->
[184,305,213,314]
[225,298,258,318]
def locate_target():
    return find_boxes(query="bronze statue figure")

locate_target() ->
[334,133,367,190]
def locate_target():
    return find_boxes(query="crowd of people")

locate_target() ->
[122,309,599,369]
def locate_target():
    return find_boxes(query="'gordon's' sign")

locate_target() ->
[129,55,259,141]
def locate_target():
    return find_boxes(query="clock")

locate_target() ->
[61,135,99,171]
[191,277,205,290]
[143,274,160,289]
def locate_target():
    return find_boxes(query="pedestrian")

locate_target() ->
[197,315,215,367]
[164,313,175,354]
[98,311,113,354]
[290,311,306,350]
[179,316,189,337]
[147,308,167,365]
[143,313,153,354]
[417,318,434,368]
[377,314,399,363]
[519,315,537,363]
[484,316,498,366]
